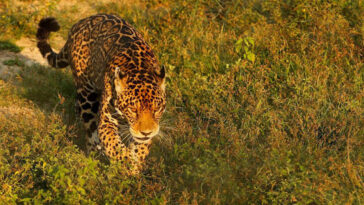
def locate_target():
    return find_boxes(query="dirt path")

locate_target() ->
[0,37,56,80]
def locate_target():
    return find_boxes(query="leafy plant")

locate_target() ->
[235,37,256,63]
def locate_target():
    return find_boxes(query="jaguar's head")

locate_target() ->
[114,66,166,143]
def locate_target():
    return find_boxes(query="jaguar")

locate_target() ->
[36,14,166,174]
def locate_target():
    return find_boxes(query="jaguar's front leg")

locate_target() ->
[98,107,152,174]
[98,82,151,175]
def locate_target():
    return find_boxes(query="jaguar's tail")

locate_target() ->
[36,17,69,68]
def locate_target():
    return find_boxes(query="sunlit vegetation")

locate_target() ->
[0,0,363,203]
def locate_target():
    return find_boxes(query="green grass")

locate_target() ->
[0,0,363,204]
[0,40,22,53]
[3,57,25,67]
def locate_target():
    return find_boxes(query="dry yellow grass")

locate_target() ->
[0,0,363,203]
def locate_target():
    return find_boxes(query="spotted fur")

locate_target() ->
[36,14,166,174]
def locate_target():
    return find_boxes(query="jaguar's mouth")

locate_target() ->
[133,136,150,141]
[130,128,157,143]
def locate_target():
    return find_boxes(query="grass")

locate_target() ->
[3,57,25,67]
[0,0,363,204]
[0,40,22,53]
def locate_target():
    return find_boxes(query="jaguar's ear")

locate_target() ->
[155,65,165,79]
[155,65,166,91]
[114,67,127,93]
